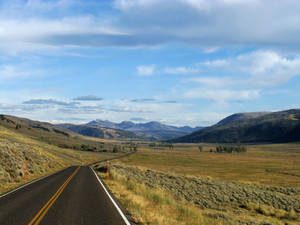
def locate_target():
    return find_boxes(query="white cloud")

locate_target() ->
[24,0,72,11]
[163,66,199,74]
[136,65,156,76]
[112,0,300,51]
[181,50,300,103]
[202,50,300,87]
[189,77,235,87]
[203,59,228,67]
[184,89,260,102]
[0,17,125,52]
[0,65,43,80]
[0,1,300,52]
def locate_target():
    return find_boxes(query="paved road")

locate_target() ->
[0,166,130,225]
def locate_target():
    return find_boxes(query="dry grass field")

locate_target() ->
[97,166,224,225]
[118,143,300,187]
[97,163,299,225]
[98,142,300,224]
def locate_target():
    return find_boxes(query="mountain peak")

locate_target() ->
[217,111,271,125]
[85,119,203,140]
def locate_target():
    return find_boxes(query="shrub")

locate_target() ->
[125,179,136,192]
[177,205,191,220]
[145,191,163,205]
[215,145,247,153]
[113,146,118,153]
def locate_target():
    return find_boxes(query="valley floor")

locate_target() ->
[95,143,300,225]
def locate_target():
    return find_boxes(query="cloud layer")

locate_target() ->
[1,0,300,52]
[73,95,103,101]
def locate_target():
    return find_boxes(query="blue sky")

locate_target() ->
[1,0,300,126]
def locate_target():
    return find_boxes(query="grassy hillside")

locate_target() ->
[172,109,300,143]
[0,124,119,195]
[0,115,110,151]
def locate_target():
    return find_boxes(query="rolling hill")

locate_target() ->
[0,115,121,195]
[87,120,204,140]
[0,115,105,151]
[172,109,300,143]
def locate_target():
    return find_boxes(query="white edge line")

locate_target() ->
[0,167,69,199]
[91,167,131,225]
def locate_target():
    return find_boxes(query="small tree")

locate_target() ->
[198,146,203,152]
[149,143,156,148]
[113,146,118,153]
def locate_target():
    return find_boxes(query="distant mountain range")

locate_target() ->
[85,120,204,140]
[0,114,204,141]
[172,109,300,143]
[2,109,300,143]
[58,124,139,139]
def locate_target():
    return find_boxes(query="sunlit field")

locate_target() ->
[118,143,300,187]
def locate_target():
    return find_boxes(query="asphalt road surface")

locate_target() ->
[0,166,130,225]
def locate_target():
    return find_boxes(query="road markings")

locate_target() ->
[27,166,80,225]
[91,167,131,225]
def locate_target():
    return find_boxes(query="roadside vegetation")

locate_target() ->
[96,163,299,225]
[0,125,119,195]
[96,165,224,225]
[94,142,300,224]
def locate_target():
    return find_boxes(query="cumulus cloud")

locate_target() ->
[136,65,156,76]
[73,95,103,101]
[182,50,300,102]
[201,50,300,87]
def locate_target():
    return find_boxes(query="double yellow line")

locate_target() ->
[28,166,80,225]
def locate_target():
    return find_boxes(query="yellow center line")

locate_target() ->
[28,166,80,225]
